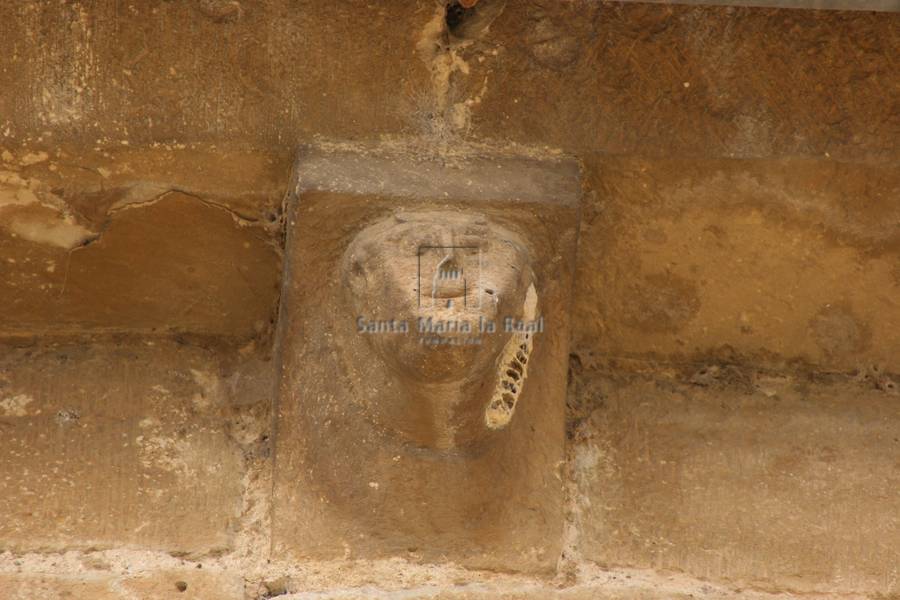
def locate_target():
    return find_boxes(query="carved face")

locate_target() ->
[343,211,534,384]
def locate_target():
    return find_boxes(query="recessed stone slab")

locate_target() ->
[0,570,243,600]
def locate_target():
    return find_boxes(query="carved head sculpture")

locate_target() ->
[341,211,539,448]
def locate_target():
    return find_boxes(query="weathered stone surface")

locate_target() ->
[118,569,244,599]
[262,569,831,599]
[282,588,694,600]
[422,589,699,600]
[0,0,896,368]
[466,2,900,162]
[0,341,245,555]
[272,147,580,572]
[572,373,900,594]
[1,570,243,599]
[0,1,896,596]
[617,0,900,11]
[0,150,282,337]
[0,0,428,147]
[1,3,896,162]
[573,156,900,372]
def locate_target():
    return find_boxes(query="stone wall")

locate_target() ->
[0,1,897,598]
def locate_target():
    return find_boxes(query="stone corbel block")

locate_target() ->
[272,145,581,572]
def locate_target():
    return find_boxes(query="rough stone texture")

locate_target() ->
[0,0,428,147]
[618,0,900,11]
[278,587,697,599]
[1,570,244,599]
[0,145,283,339]
[573,156,900,372]
[460,2,900,162]
[0,1,897,598]
[0,0,896,367]
[569,370,900,595]
[235,567,877,599]
[0,340,246,555]
[1,2,896,163]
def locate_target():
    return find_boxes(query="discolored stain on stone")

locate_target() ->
[524,14,581,70]
[622,272,701,334]
[0,570,244,600]
[573,156,900,372]
[0,203,94,249]
[809,303,872,359]
[197,0,243,23]
[576,375,900,595]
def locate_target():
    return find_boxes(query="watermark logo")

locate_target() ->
[417,245,482,311]
[356,243,543,345]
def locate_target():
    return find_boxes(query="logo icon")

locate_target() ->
[417,245,482,311]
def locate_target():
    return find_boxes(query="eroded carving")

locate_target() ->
[342,211,540,450]
[272,148,580,570]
